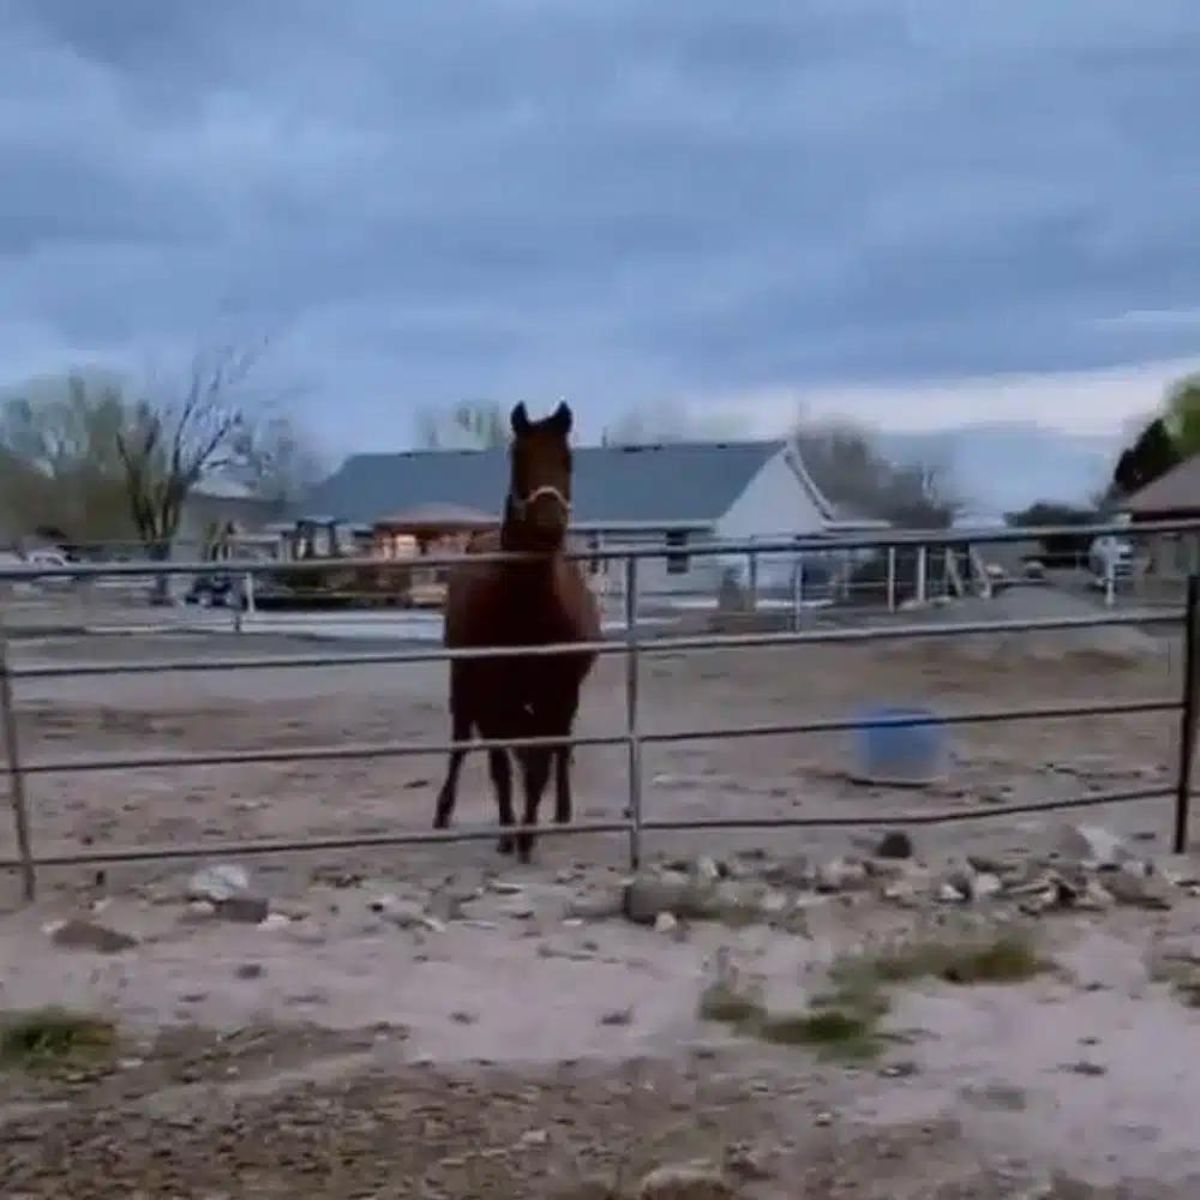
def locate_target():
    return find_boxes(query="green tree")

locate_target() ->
[1166,374,1200,456]
[1110,415,1182,499]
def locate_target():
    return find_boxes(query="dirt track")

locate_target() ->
[1,609,1197,1196]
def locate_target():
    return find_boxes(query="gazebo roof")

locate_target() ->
[372,502,500,534]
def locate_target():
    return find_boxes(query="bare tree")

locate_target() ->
[793,417,960,527]
[602,398,744,445]
[0,370,136,545]
[241,414,328,505]
[115,341,269,586]
[415,401,508,449]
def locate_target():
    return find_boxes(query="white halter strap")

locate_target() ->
[510,485,571,516]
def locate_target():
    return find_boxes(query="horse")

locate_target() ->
[432,400,601,862]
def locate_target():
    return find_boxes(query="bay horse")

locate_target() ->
[432,400,600,862]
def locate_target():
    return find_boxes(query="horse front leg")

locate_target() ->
[553,746,572,825]
[489,748,515,853]
[552,695,580,826]
[433,708,471,829]
[515,746,552,864]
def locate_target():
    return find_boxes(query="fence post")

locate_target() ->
[886,546,897,612]
[916,545,928,605]
[0,621,36,901]
[624,555,643,870]
[1174,574,1200,853]
[790,553,804,633]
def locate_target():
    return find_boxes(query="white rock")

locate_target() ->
[188,863,250,902]
[654,911,679,934]
[816,857,869,893]
[637,1160,733,1200]
[256,912,290,931]
[1054,824,1130,868]
[971,872,1003,900]
[488,879,524,896]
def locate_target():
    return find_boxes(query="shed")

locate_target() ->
[1122,454,1200,578]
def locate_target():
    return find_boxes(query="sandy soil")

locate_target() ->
[1,602,1197,1196]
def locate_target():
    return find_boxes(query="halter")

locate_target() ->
[508,485,571,519]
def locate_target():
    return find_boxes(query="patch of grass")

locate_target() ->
[697,980,766,1026]
[755,1007,886,1060]
[833,927,1050,993]
[697,925,1052,1065]
[697,976,888,1061]
[1148,956,1200,1008]
[0,1007,118,1072]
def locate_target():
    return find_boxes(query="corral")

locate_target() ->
[3,528,1200,1197]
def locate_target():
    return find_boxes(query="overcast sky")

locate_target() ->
[2,0,1199,452]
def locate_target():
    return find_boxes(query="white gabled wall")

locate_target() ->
[715,446,828,541]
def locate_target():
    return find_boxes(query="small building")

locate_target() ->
[1122,454,1200,578]
[302,440,886,598]
[176,478,286,560]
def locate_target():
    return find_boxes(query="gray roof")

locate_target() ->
[1125,453,1200,516]
[303,440,786,527]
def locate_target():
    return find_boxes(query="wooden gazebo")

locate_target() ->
[370,503,499,607]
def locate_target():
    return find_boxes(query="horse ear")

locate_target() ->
[510,402,530,436]
[549,401,573,436]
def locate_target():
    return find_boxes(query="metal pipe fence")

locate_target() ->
[1,532,1198,903]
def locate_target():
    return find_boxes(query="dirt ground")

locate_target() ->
[1,605,1198,1196]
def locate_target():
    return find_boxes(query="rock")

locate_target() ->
[188,863,251,903]
[758,855,812,889]
[183,900,217,920]
[488,879,524,896]
[1155,855,1200,888]
[1054,824,1131,868]
[636,1160,734,1200]
[876,830,913,859]
[517,1128,550,1149]
[599,1006,634,1026]
[235,963,264,980]
[937,878,970,903]
[724,1143,772,1182]
[654,911,679,934]
[214,896,270,924]
[49,918,137,953]
[690,856,723,884]
[971,872,1003,900]
[815,857,869,893]
[256,912,291,931]
[623,872,718,925]
[882,879,920,907]
[373,895,429,929]
[1098,865,1173,910]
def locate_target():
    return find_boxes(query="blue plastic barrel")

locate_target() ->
[852,704,944,786]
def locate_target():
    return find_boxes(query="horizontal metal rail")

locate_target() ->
[13,697,1177,776]
[0,783,1169,873]
[7,608,1182,679]
[0,517,1198,582]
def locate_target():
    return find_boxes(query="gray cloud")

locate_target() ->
[2,0,1200,448]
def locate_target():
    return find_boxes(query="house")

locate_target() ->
[301,440,887,598]
[1122,454,1200,578]
[175,479,286,560]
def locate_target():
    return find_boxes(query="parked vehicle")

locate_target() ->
[1088,535,1134,580]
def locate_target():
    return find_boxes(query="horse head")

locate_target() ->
[505,401,574,552]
